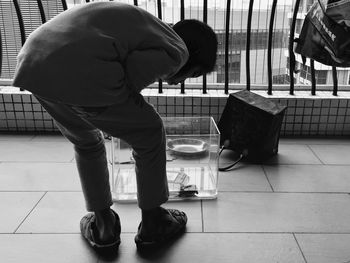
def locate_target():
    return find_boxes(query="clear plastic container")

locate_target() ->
[110,117,220,202]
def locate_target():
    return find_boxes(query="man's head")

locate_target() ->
[166,19,218,85]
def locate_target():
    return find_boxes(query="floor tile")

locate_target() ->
[218,164,272,192]
[0,163,81,191]
[0,234,98,263]
[0,140,74,162]
[202,192,350,233]
[263,144,322,165]
[309,144,350,164]
[99,233,304,263]
[16,192,87,233]
[265,164,350,192]
[0,192,44,233]
[17,192,202,233]
[296,234,350,263]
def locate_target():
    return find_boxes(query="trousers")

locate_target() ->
[35,93,169,211]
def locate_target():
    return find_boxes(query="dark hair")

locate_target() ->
[173,19,218,73]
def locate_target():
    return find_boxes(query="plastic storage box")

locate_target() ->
[110,117,220,202]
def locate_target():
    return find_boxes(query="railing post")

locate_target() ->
[246,0,254,91]
[36,0,47,24]
[61,0,68,11]
[224,0,231,95]
[13,0,26,46]
[13,0,26,91]
[0,27,2,78]
[180,0,185,94]
[288,0,301,95]
[267,0,278,95]
[310,59,316,95]
[332,66,338,96]
[157,0,163,94]
[202,0,208,94]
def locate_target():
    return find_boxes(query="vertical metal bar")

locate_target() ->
[157,0,162,19]
[202,0,208,94]
[224,0,231,94]
[36,0,47,24]
[310,59,316,95]
[180,0,185,20]
[253,0,262,83]
[13,0,26,91]
[0,28,2,78]
[332,66,338,96]
[86,0,90,3]
[156,0,163,93]
[133,0,138,6]
[246,0,254,91]
[267,0,278,95]
[180,0,185,94]
[61,0,68,11]
[13,0,26,46]
[289,0,301,95]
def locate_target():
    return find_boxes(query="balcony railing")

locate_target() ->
[0,0,349,96]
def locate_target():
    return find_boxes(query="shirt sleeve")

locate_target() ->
[125,47,188,93]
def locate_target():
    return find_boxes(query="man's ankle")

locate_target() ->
[94,208,117,242]
[95,209,116,228]
[141,207,163,227]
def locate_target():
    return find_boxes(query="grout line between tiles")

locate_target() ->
[261,165,274,192]
[0,161,74,163]
[293,233,308,263]
[306,144,325,165]
[28,135,36,141]
[200,200,204,233]
[0,190,82,193]
[13,191,48,234]
[217,191,350,195]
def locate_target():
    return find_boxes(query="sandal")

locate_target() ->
[134,207,187,249]
[80,210,121,251]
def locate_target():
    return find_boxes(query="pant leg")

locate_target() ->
[87,93,169,210]
[34,96,113,212]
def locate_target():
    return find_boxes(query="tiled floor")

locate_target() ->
[1,135,350,262]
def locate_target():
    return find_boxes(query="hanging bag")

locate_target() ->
[295,0,350,67]
[217,90,287,171]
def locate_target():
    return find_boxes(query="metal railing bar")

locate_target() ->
[261,0,270,88]
[61,0,68,11]
[289,0,301,95]
[254,0,262,84]
[133,0,138,6]
[36,0,47,24]
[224,0,231,94]
[246,0,254,91]
[156,0,163,93]
[180,0,185,94]
[202,0,208,94]
[12,0,26,91]
[0,27,2,78]
[310,59,316,95]
[13,0,26,46]
[278,1,287,85]
[157,0,162,20]
[332,66,338,96]
[267,0,278,95]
